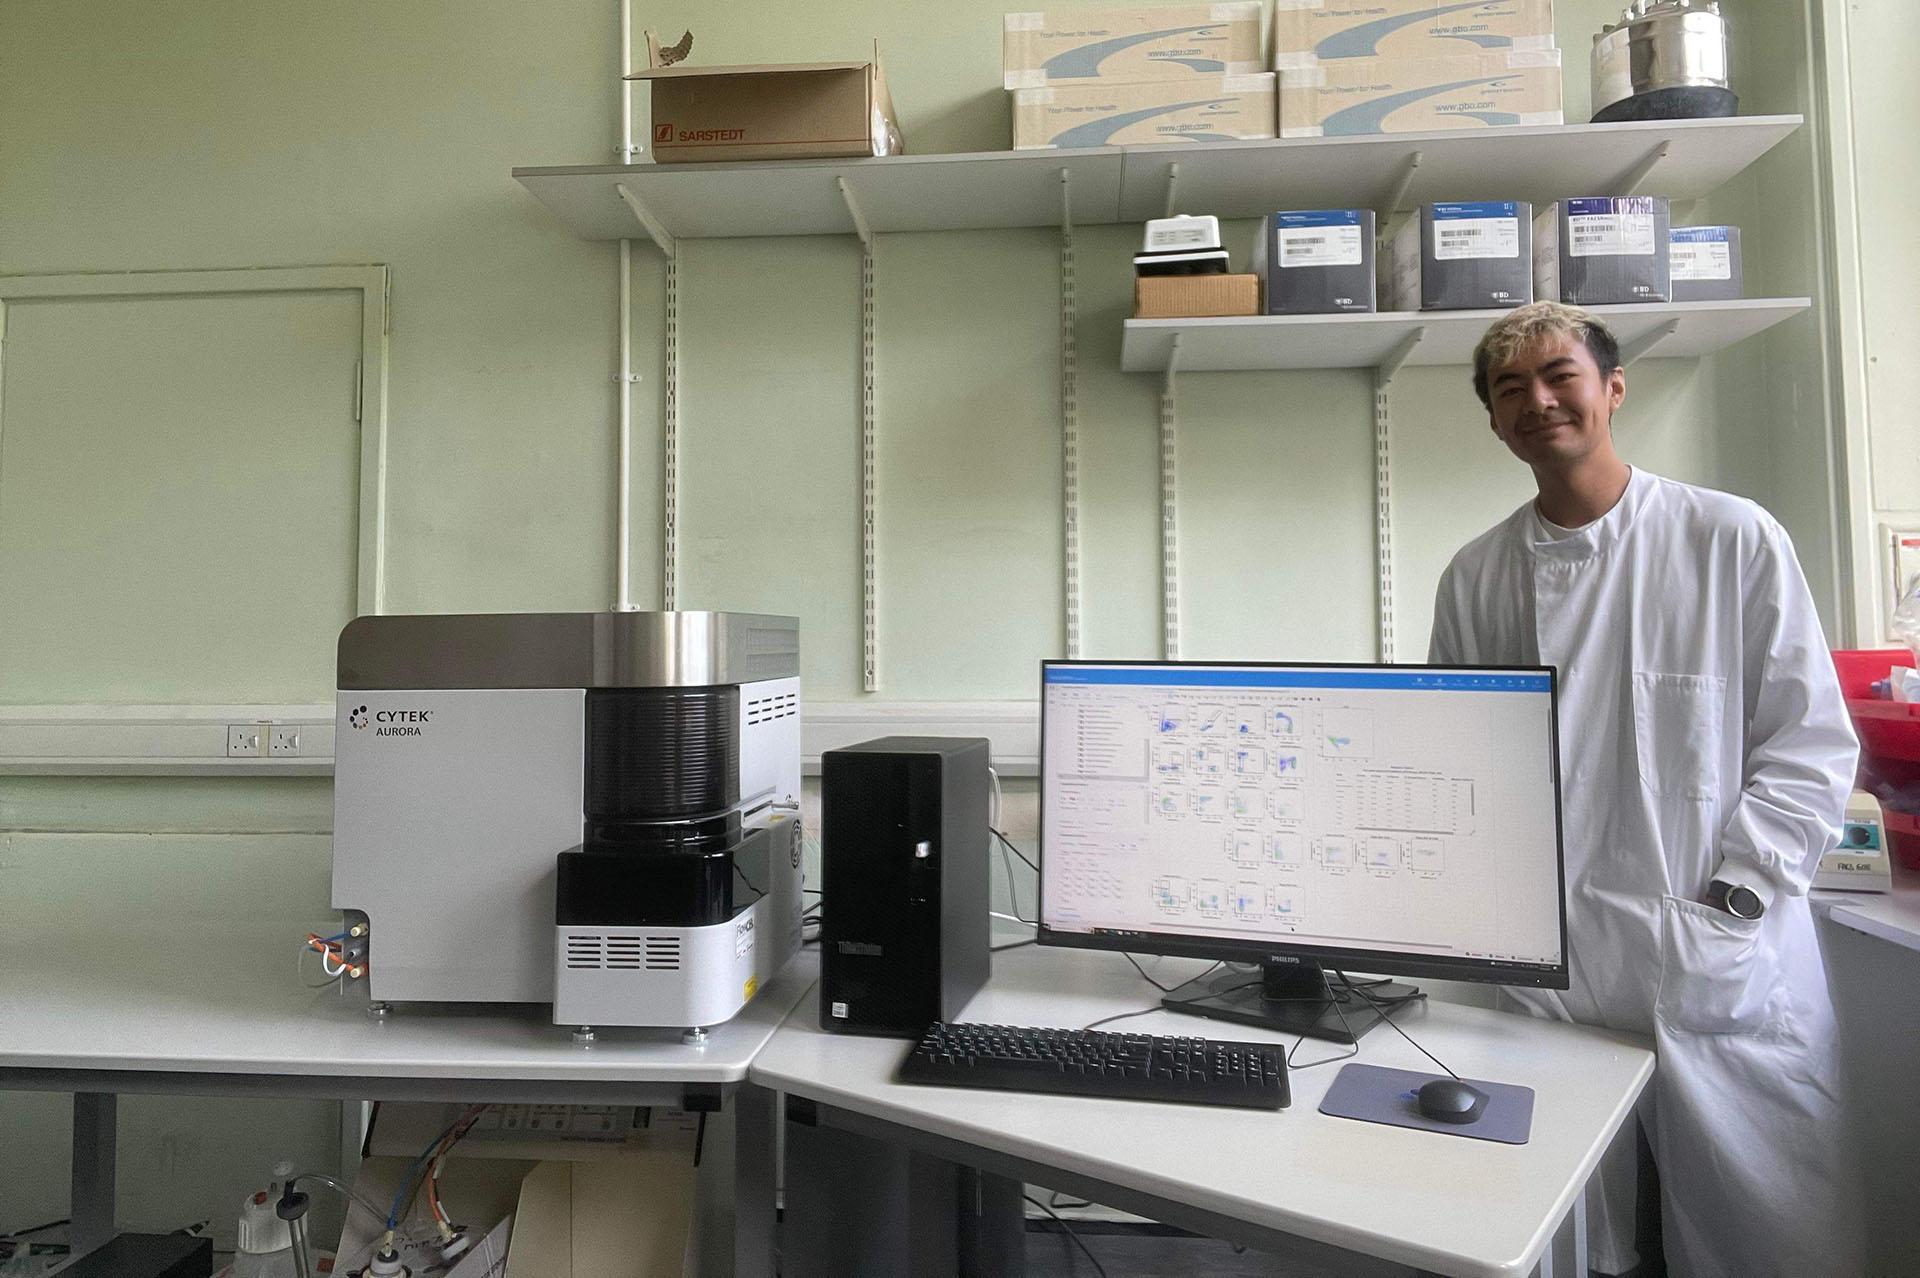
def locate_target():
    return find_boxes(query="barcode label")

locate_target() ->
[1432,217,1519,261]
[1567,213,1655,257]
[1279,225,1362,268]
[1671,241,1732,280]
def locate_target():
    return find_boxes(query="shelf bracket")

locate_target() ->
[1378,149,1424,213]
[1621,318,1682,367]
[614,182,677,259]
[1376,326,1426,388]
[836,176,873,246]
[1160,335,1182,660]
[1163,163,1182,219]
[1612,140,1673,198]
[1059,167,1082,659]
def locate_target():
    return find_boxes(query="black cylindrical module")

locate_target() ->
[585,687,739,821]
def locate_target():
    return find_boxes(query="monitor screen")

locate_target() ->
[1037,661,1567,988]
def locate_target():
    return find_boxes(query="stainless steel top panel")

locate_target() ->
[337,611,800,690]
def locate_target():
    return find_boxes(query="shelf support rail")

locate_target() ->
[1059,168,1083,659]
[614,183,678,259]
[840,178,879,690]
[1613,140,1673,198]
[1160,336,1183,660]
[663,251,681,610]
[1373,326,1425,663]
[616,237,636,610]
[616,184,684,609]
[1621,318,1682,367]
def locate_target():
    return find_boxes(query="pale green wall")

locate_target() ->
[0,0,1855,1252]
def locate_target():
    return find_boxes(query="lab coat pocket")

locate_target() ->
[1655,896,1778,1035]
[1631,671,1725,801]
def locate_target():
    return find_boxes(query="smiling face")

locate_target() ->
[1484,332,1626,472]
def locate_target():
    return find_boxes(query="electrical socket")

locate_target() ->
[226,724,265,757]
[269,726,302,757]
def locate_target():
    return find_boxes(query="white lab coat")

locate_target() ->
[1429,469,1861,1278]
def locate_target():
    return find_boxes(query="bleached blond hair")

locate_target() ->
[1471,301,1622,408]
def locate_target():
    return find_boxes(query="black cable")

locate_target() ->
[990,827,1039,871]
[1286,991,1362,1073]
[1334,971,1456,1079]
[992,939,1036,952]
[1081,975,1265,1031]
[693,1111,708,1167]
[1023,1194,1111,1278]
[1121,952,1177,992]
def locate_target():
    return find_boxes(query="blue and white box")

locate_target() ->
[1003,3,1264,90]
[1253,209,1377,314]
[1670,225,1743,302]
[1388,201,1534,310]
[1535,197,1671,305]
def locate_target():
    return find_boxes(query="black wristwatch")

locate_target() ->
[1704,879,1765,921]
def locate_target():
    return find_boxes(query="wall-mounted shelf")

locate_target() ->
[514,115,1802,244]
[1120,298,1813,373]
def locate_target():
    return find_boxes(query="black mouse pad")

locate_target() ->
[1318,1063,1534,1143]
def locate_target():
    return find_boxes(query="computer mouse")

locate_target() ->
[1416,1078,1488,1124]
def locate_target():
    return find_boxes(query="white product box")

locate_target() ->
[1004,3,1264,90]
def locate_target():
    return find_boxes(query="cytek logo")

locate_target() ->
[364,707,433,737]
[349,705,369,729]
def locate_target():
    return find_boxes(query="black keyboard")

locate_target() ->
[897,1021,1289,1111]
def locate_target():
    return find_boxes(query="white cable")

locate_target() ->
[285,1171,388,1226]
[987,766,1003,829]
[990,910,1036,928]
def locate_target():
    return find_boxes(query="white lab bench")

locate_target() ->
[0,896,809,1274]
[754,942,1655,1278]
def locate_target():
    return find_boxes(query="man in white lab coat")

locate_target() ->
[1428,302,1861,1278]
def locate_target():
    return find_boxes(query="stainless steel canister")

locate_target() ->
[1591,1,1734,122]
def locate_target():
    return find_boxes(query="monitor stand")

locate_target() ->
[1160,961,1418,1045]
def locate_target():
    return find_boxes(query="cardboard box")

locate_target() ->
[627,57,902,163]
[1386,200,1533,310]
[1279,50,1561,137]
[1272,0,1557,70]
[1135,273,1261,318]
[1252,209,1377,313]
[1004,3,1264,90]
[1535,197,1671,305]
[510,1156,697,1277]
[1670,225,1744,301]
[338,1104,703,1278]
[1013,73,1275,149]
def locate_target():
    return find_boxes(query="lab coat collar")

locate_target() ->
[1525,466,1653,565]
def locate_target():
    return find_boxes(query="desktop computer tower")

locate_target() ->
[818,736,991,1036]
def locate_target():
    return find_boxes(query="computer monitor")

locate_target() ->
[1038,660,1568,1043]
